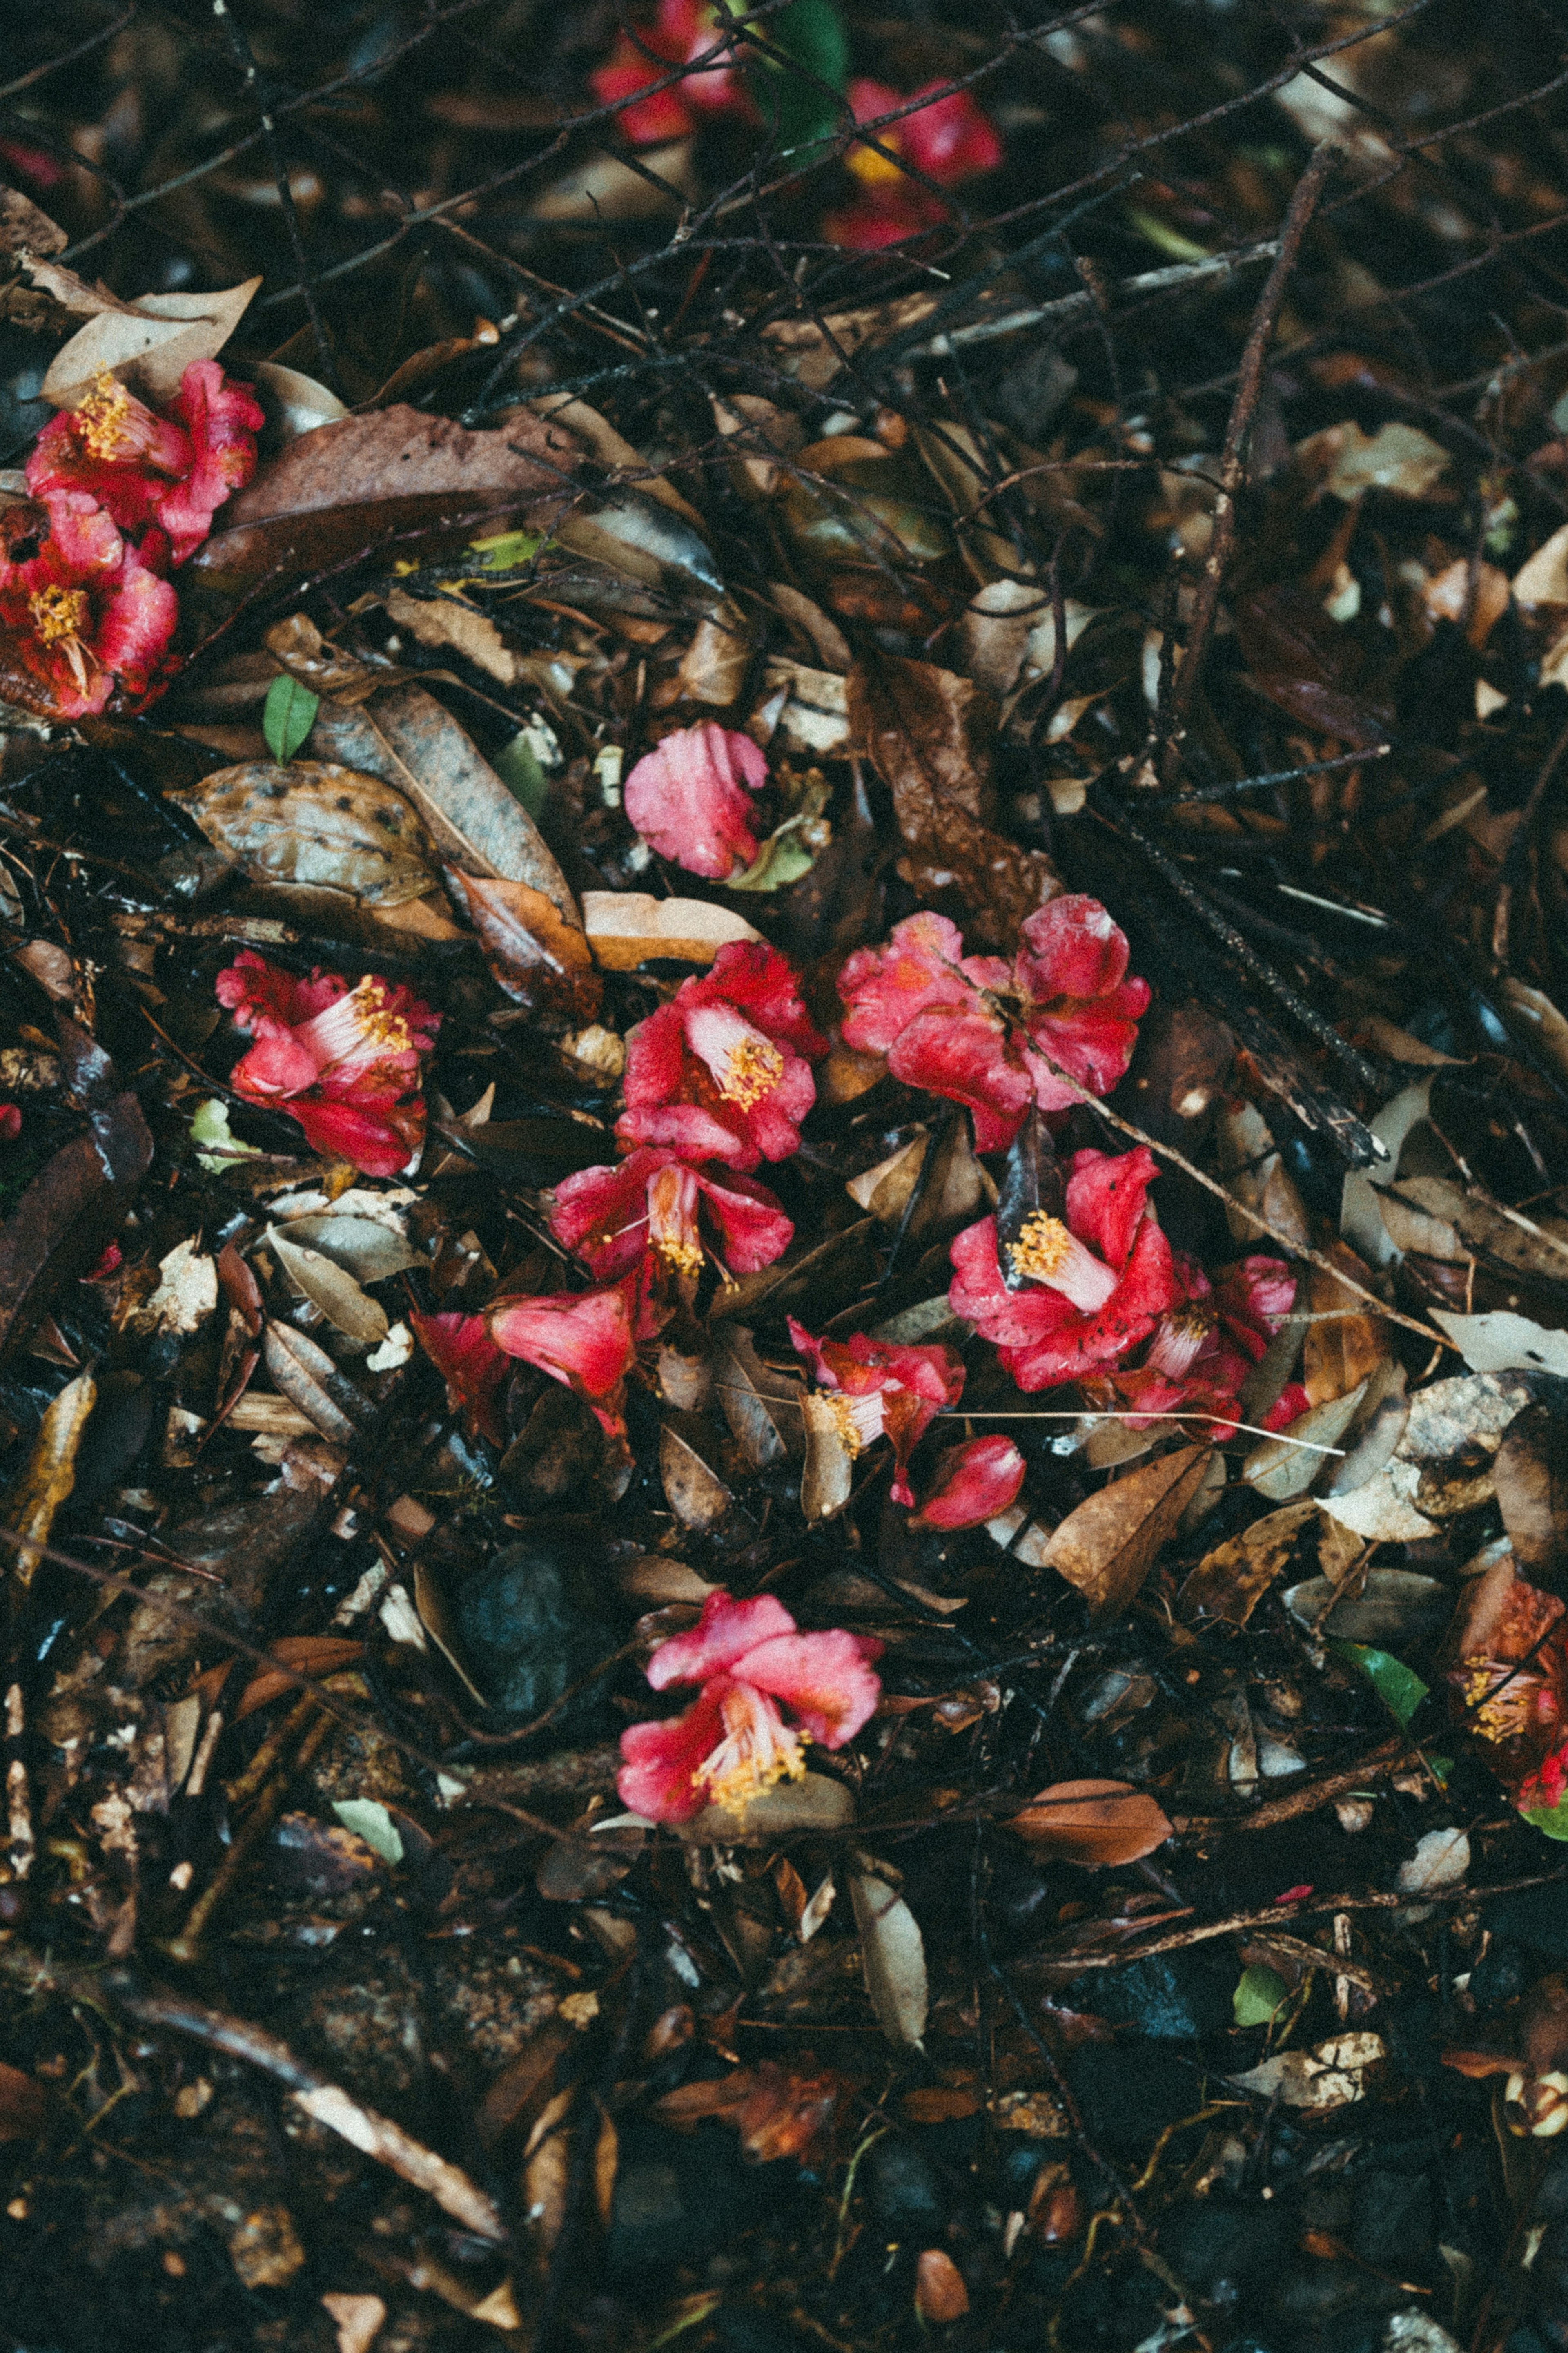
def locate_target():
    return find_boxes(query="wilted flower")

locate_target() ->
[617,1589,882,1823]
[910,1434,1025,1531]
[215,949,439,1178]
[624,722,769,880]
[27,362,264,565]
[590,0,751,145]
[828,77,1002,248]
[618,941,827,1171]
[1447,1551,1568,1820]
[410,1311,510,1446]
[838,899,1149,1153]
[0,490,177,719]
[488,1278,639,1439]
[1110,1251,1295,1434]
[550,1144,792,1285]
[788,1320,965,1505]
[949,1146,1174,1389]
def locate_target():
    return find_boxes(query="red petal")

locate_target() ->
[687,943,827,1062]
[94,558,178,693]
[1064,1147,1159,1272]
[617,1689,727,1820]
[1002,1218,1175,1390]
[624,722,767,881]
[948,1218,1053,1345]
[410,1311,509,1445]
[489,1283,636,1402]
[0,1104,20,1144]
[886,1007,1033,1152]
[1015,894,1133,1003]
[911,1435,1026,1530]
[838,912,978,1053]
[896,81,1003,183]
[693,1165,793,1273]
[648,1591,799,1691]
[737,1632,884,1748]
[550,1149,670,1278]
[286,1095,422,1178]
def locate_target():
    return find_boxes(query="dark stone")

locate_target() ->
[987,1848,1051,1943]
[1066,1951,1232,2041]
[453,1541,613,1719]
[606,2124,785,2279]
[1066,2041,1199,2155]
[1488,1884,1568,1962]
[1472,1935,1532,2010]
[1054,2259,1165,2350]
[1350,2170,1432,2270]
[862,2135,946,2239]
[1158,2201,1290,2302]
[990,343,1078,439]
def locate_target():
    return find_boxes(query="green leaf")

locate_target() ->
[1522,1797,1568,1841]
[493,729,550,819]
[1330,1640,1430,1730]
[1233,1963,1289,2027]
[466,528,544,574]
[191,1097,261,1173]
[262,673,320,765]
[750,0,848,161]
[726,814,827,892]
[332,1798,404,1865]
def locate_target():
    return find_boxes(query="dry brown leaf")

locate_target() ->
[801,1389,855,1522]
[1010,1778,1174,1865]
[1494,1401,1568,1577]
[1040,1445,1211,1619]
[0,2061,47,2142]
[914,2250,971,2324]
[582,890,763,968]
[675,597,755,707]
[42,278,260,406]
[660,1418,735,1533]
[235,1635,366,1720]
[173,761,437,906]
[849,1869,928,2049]
[445,869,601,1025]
[1303,1240,1388,1405]
[4,1370,96,1589]
[1177,1499,1322,1625]
[383,587,519,685]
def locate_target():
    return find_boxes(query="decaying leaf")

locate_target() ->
[1303,1242,1389,1405]
[268,1229,389,1348]
[445,869,601,1024]
[1494,1401,1568,1577]
[4,1370,96,1588]
[660,1417,735,1533]
[801,1390,855,1521]
[713,1327,804,1467]
[273,1213,420,1284]
[1040,1445,1211,1618]
[173,762,437,906]
[1243,1383,1367,1503]
[678,1771,854,1845]
[0,1087,153,1359]
[1179,1500,1330,1625]
[849,1867,929,2050]
[1227,2032,1386,2110]
[581,891,763,968]
[1432,1309,1568,1378]
[1010,1778,1174,1865]
[42,277,260,406]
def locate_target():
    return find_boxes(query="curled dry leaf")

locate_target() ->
[268,1229,388,1348]
[383,585,521,686]
[42,278,261,406]
[581,890,763,968]
[1040,1445,1211,1619]
[234,1635,366,1720]
[445,869,601,1026]
[659,1416,735,1534]
[274,1214,420,1285]
[1494,1401,1568,1577]
[173,763,437,906]
[1010,1778,1174,1866]
[1178,1499,1324,1625]
[1303,1241,1389,1405]
[801,1389,856,1522]
[677,1770,854,1845]
[713,1327,805,1468]
[849,1869,929,2050]
[1227,2032,1386,2111]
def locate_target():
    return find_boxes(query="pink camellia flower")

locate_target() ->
[215,949,439,1178]
[618,941,827,1171]
[827,77,1002,248]
[838,899,1149,1153]
[27,362,264,565]
[788,1320,965,1506]
[910,1434,1025,1532]
[624,722,768,881]
[590,0,752,145]
[410,1311,510,1446]
[1110,1251,1296,1434]
[617,1588,883,1823]
[550,1144,792,1284]
[0,490,178,719]
[948,1146,1174,1390]
[488,1278,639,1438]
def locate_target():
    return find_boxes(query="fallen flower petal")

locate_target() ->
[624,722,769,880]
[911,1434,1026,1530]
[216,949,439,1178]
[789,1320,965,1505]
[0,493,178,719]
[410,1311,510,1445]
[590,0,751,145]
[27,362,262,565]
[618,941,826,1170]
[550,1145,792,1284]
[488,1280,637,1436]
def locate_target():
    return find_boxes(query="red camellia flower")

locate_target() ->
[910,1434,1025,1531]
[550,1144,792,1285]
[827,76,1002,249]
[948,1146,1175,1389]
[623,722,768,881]
[488,1279,639,1439]
[410,1311,510,1446]
[788,1320,965,1505]
[215,950,439,1178]
[27,363,264,567]
[838,899,1149,1153]
[1447,1551,1568,1818]
[617,1589,883,1823]
[1109,1251,1295,1434]
[590,0,751,145]
[0,490,177,718]
[618,941,827,1171]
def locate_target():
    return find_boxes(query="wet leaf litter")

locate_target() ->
[2,4,1568,2351]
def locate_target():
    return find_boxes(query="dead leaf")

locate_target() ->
[1295,419,1451,502]
[914,2251,970,2324]
[274,1213,419,1285]
[384,586,520,685]
[1303,1242,1389,1404]
[268,1229,388,1348]
[445,869,601,1025]
[321,2293,387,2353]
[1227,2032,1385,2110]
[677,1770,854,1844]
[849,1869,928,2049]
[43,278,261,406]
[252,364,348,442]
[848,653,1060,950]
[235,1635,365,1719]
[1320,1369,1532,1542]
[713,1327,804,1468]
[660,1417,735,1534]
[0,1088,152,1358]
[1243,1382,1367,1503]
[1494,1401,1568,1577]
[1040,1445,1211,1618]
[676,598,755,707]
[761,289,940,391]
[529,138,696,223]
[1010,1778,1174,1865]
[801,1390,856,1522]
[1216,1098,1311,1249]
[1432,1309,1568,1377]
[173,762,437,905]
[264,613,394,704]
[262,1322,374,1447]
[581,890,763,968]
[311,687,575,921]
[4,1371,96,1588]
[1178,1499,1322,1625]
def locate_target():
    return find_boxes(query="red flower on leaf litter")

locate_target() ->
[27,363,264,566]
[618,942,827,1172]
[550,1145,792,1285]
[215,949,439,1178]
[838,899,1149,1153]
[590,0,751,145]
[788,1320,965,1506]
[0,491,177,719]
[410,1312,510,1447]
[1447,1550,1568,1818]
[617,1589,882,1824]
[488,1280,639,1439]
[948,1146,1175,1390]
[1108,1251,1296,1435]
[827,77,1002,250]
[910,1434,1025,1532]
[623,722,768,881]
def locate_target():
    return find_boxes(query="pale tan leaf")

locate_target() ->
[268,1229,388,1347]
[384,586,519,685]
[4,1369,96,1588]
[801,1391,855,1522]
[660,1418,734,1532]
[1010,1778,1174,1866]
[582,890,764,969]
[1243,1383,1367,1502]
[849,1871,928,2050]
[1226,2032,1385,2110]
[677,1771,854,1844]
[43,278,261,405]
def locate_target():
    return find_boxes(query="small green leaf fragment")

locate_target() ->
[466,528,544,573]
[191,1098,261,1173]
[1522,1795,1568,1842]
[1330,1640,1430,1730]
[332,1799,404,1865]
[262,673,320,764]
[493,729,550,817]
[751,0,849,158]
[1233,1963,1290,2027]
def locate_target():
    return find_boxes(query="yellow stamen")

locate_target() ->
[848,138,906,188]
[695,1705,809,1815]
[349,976,412,1055]
[822,1392,862,1458]
[656,1237,704,1280]
[1008,1211,1073,1285]
[719,1035,784,1110]
[76,370,134,461]
[28,586,89,647]
[1463,1658,1533,1742]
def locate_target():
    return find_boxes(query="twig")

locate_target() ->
[0,1945,506,2241]
[1168,139,1343,742]
[1171,1734,1413,1836]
